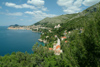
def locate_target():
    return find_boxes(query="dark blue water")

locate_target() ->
[0,26,44,56]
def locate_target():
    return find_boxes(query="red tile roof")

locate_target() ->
[56,45,60,49]
[65,41,68,43]
[49,48,53,50]
[61,37,66,39]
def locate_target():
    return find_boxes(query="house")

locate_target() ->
[68,31,71,34]
[53,43,56,50]
[54,50,62,55]
[46,36,49,38]
[43,40,47,43]
[49,48,53,50]
[56,45,60,50]
[65,41,68,43]
[61,36,67,41]
[54,24,61,29]
[49,30,52,33]
[49,35,63,55]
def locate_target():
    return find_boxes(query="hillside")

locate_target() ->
[34,13,79,27]
[38,2,100,67]
[34,2,100,28]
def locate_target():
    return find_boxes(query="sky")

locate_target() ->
[0,0,100,26]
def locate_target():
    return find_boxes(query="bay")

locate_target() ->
[0,26,44,56]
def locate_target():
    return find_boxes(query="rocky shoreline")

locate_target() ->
[38,39,47,44]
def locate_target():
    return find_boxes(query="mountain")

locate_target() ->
[9,24,24,27]
[34,13,78,27]
[34,13,79,27]
[9,24,20,27]
[33,2,100,28]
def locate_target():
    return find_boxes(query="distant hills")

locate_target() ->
[9,24,24,27]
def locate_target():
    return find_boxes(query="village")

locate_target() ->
[8,25,50,32]
[38,24,83,55]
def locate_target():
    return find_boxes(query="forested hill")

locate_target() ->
[34,2,100,28]
[34,13,78,27]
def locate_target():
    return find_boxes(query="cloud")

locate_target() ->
[57,0,83,14]
[5,2,36,9]
[20,19,24,21]
[0,11,23,16]
[6,12,23,16]
[41,6,48,11]
[57,0,74,7]
[0,6,2,9]
[57,0,100,14]
[27,0,44,6]
[74,0,83,7]
[5,2,47,11]
[22,4,36,9]
[5,2,22,8]
[25,10,57,21]
[27,0,47,11]
[83,0,100,6]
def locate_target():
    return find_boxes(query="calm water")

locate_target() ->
[0,26,44,56]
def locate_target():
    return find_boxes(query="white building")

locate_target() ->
[54,24,61,29]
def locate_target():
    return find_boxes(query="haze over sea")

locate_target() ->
[0,26,44,56]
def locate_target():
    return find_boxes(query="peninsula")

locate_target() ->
[8,24,51,32]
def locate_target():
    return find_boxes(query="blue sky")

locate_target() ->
[0,0,100,26]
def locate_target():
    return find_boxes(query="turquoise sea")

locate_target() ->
[0,26,44,56]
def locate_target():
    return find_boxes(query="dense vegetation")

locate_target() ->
[0,2,100,67]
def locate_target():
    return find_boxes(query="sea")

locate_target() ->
[0,26,44,56]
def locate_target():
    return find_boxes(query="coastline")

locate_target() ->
[7,26,46,44]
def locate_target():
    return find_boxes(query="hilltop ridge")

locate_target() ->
[33,2,100,28]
